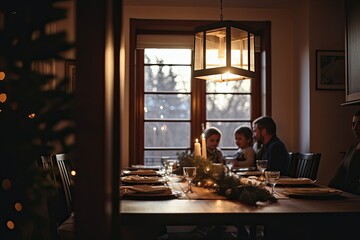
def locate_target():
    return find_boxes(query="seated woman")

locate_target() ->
[232,126,255,169]
[204,127,224,164]
[329,109,360,195]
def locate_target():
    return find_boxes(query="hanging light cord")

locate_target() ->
[220,0,223,21]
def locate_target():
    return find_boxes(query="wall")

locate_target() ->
[309,0,358,184]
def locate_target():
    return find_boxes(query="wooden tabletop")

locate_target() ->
[120,181,360,226]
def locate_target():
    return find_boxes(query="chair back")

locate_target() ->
[53,153,73,216]
[40,153,75,240]
[287,152,321,181]
[41,155,57,184]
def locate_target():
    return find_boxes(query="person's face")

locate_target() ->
[235,133,250,149]
[206,134,221,150]
[352,115,360,139]
[253,123,264,144]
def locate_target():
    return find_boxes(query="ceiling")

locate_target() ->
[123,0,294,9]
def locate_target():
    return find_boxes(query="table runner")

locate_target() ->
[167,181,226,200]
[167,180,289,200]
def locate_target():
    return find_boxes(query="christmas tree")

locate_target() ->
[0,1,74,239]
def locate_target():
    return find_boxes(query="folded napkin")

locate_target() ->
[121,175,163,182]
[284,187,342,196]
[120,185,172,195]
[277,178,314,185]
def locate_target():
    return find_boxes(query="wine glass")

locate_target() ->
[183,167,197,193]
[224,157,235,175]
[265,171,280,195]
[256,160,268,181]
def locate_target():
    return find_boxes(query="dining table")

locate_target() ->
[119,170,360,239]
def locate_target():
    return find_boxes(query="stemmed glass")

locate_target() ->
[256,160,268,181]
[183,167,197,193]
[265,171,280,195]
[224,157,234,175]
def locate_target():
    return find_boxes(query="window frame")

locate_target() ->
[129,19,271,165]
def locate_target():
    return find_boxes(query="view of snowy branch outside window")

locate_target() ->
[143,49,252,165]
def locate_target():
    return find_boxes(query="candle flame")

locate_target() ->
[195,138,198,143]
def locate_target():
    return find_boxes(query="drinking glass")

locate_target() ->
[265,171,280,195]
[256,160,268,181]
[183,167,197,193]
[165,160,176,176]
[224,157,235,175]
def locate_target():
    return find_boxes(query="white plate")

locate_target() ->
[277,178,315,185]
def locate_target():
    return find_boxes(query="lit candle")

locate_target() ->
[201,134,207,159]
[194,138,201,156]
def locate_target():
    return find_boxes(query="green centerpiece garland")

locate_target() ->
[174,152,277,205]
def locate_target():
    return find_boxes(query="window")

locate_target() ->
[143,48,192,165]
[129,19,270,166]
[205,80,253,156]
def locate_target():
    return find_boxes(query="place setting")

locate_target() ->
[276,177,316,186]
[121,169,161,176]
[120,184,179,200]
[282,187,343,199]
[120,175,167,185]
[125,165,161,171]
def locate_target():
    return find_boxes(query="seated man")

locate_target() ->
[329,110,360,195]
[252,116,290,174]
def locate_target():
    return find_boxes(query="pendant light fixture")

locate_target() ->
[193,0,256,82]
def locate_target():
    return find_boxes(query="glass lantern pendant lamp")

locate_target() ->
[193,1,256,82]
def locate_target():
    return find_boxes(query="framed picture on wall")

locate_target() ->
[316,50,345,90]
[65,59,76,93]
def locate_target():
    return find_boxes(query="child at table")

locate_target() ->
[204,127,224,164]
[232,126,255,169]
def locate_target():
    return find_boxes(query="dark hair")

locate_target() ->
[204,127,222,139]
[253,116,277,136]
[234,126,253,145]
[354,110,360,116]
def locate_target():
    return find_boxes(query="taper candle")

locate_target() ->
[194,138,201,156]
[201,134,207,159]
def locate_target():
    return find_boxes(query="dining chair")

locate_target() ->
[53,153,73,215]
[286,152,321,181]
[41,155,57,184]
[53,153,75,240]
[40,155,59,240]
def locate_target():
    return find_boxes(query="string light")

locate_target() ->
[28,113,36,119]
[0,93,7,103]
[7,220,15,230]
[14,202,22,212]
[2,178,12,190]
[0,71,5,80]
[71,170,76,176]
